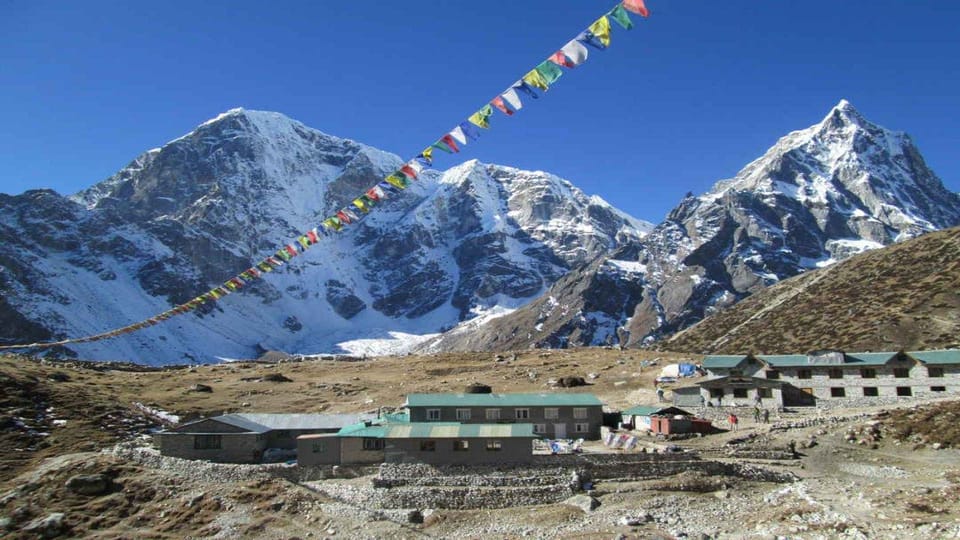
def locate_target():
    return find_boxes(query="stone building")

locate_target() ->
[404,393,604,440]
[298,422,537,466]
[154,413,375,463]
[688,349,960,407]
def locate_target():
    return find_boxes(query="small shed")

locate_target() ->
[650,415,713,435]
[620,406,692,431]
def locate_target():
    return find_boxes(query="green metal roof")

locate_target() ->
[908,349,960,365]
[381,412,410,423]
[385,423,536,439]
[404,393,602,407]
[843,352,898,366]
[702,355,748,368]
[336,422,387,438]
[622,406,663,417]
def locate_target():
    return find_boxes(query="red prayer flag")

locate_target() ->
[285,244,298,257]
[307,230,319,243]
[490,96,514,116]
[622,0,649,17]
[441,134,460,152]
[400,164,419,178]
[549,51,575,68]
[337,210,352,224]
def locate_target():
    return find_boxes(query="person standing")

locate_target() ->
[728,413,738,431]
[762,408,770,424]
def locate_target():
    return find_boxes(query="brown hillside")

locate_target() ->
[663,226,960,354]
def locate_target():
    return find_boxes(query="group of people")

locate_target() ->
[716,395,771,431]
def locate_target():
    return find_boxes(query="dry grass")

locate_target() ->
[665,227,960,354]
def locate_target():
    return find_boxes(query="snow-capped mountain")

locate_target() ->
[0,109,649,363]
[419,100,960,352]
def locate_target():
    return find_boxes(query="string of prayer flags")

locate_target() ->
[0,1,654,351]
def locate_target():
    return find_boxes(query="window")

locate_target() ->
[533,424,547,434]
[931,386,946,392]
[574,423,589,433]
[765,370,780,380]
[452,440,469,452]
[515,408,530,420]
[456,408,472,421]
[863,387,878,397]
[363,438,384,451]
[709,389,724,398]
[573,408,588,419]
[861,368,876,379]
[311,441,326,453]
[798,369,812,380]
[830,387,846,397]
[485,408,500,420]
[486,440,502,451]
[928,367,944,378]
[828,368,843,379]
[544,408,559,419]
[894,368,910,378]
[733,388,748,399]
[419,441,436,452]
[896,386,912,396]
[758,388,772,398]
[427,409,441,421]
[194,435,221,450]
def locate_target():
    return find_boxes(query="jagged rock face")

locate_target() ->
[0,109,648,363]
[426,101,960,352]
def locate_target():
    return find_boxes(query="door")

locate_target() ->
[554,423,567,439]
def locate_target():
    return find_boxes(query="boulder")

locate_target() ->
[188,384,213,393]
[65,474,110,496]
[558,377,586,388]
[21,512,66,538]
[564,494,600,512]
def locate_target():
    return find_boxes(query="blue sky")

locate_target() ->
[2,0,958,223]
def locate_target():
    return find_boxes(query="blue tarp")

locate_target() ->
[678,363,696,377]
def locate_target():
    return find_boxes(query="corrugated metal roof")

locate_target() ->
[209,414,273,433]
[843,352,898,365]
[758,354,811,367]
[908,349,960,365]
[702,355,748,368]
[384,423,536,439]
[224,413,376,431]
[336,423,388,438]
[404,393,602,407]
[622,406,690,417]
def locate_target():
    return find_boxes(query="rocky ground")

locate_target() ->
[1,351,959,538]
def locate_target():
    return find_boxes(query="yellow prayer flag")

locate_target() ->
[588,16,611,47]
[522,69,549,91]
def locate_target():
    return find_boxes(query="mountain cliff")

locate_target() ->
[419,100,960,352]
[0,109,649,364]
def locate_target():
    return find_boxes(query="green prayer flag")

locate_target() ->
[609,4,634,30]
[535,60,564,85]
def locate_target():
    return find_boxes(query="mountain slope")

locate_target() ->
[663,226,960,354]
[0,109,649,363]
[420,101,960,352]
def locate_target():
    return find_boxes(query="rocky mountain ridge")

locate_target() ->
[0,109,648,364]
[420,100,960,352]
